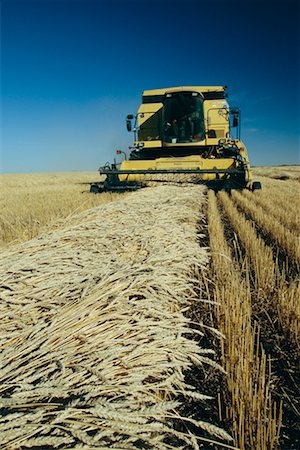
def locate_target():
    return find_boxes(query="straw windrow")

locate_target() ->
[0,185,231,448]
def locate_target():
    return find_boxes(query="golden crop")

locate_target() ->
[0,172,118,246]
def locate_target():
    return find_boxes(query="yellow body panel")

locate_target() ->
[138,140,162,148]
[137,102,163,126]
[203,98,230,141]
[143,86,226,96]
[119,155,237,182]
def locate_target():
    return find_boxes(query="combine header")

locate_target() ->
[90,86,261,192]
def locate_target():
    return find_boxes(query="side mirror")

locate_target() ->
[232,114,239,128]
[231,110,239,128]
[126,114,134,132]
[126,119,132,132]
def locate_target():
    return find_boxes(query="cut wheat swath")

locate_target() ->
[0,185,232,449]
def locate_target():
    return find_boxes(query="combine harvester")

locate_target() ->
[91,85,261,192]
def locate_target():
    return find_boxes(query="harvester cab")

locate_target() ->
[90,86,262,193]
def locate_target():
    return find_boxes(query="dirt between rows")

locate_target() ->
[171,199,231,448]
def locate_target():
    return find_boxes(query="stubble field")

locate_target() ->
[0,166,299,449]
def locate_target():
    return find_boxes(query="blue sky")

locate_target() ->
[1,0,299,173]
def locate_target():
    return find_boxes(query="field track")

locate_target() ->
[0,168,299,449]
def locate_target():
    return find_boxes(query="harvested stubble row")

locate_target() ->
[232,190,300,268]
[219,192,300,347]
[242,186,300,235]
[207,191,281,449]
[0,185,231,449]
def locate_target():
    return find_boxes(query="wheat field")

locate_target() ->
[0,168,299,449]
[0,172,115,246]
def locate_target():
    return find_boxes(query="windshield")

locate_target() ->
[163,92,205,143]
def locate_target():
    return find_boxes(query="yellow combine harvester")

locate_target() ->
[91,86,261,192]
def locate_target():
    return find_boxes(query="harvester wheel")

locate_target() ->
[90,184,100,193]
[252,181,262,191]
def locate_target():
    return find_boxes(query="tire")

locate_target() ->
[90,184,100,193]
[252,181,262,191]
